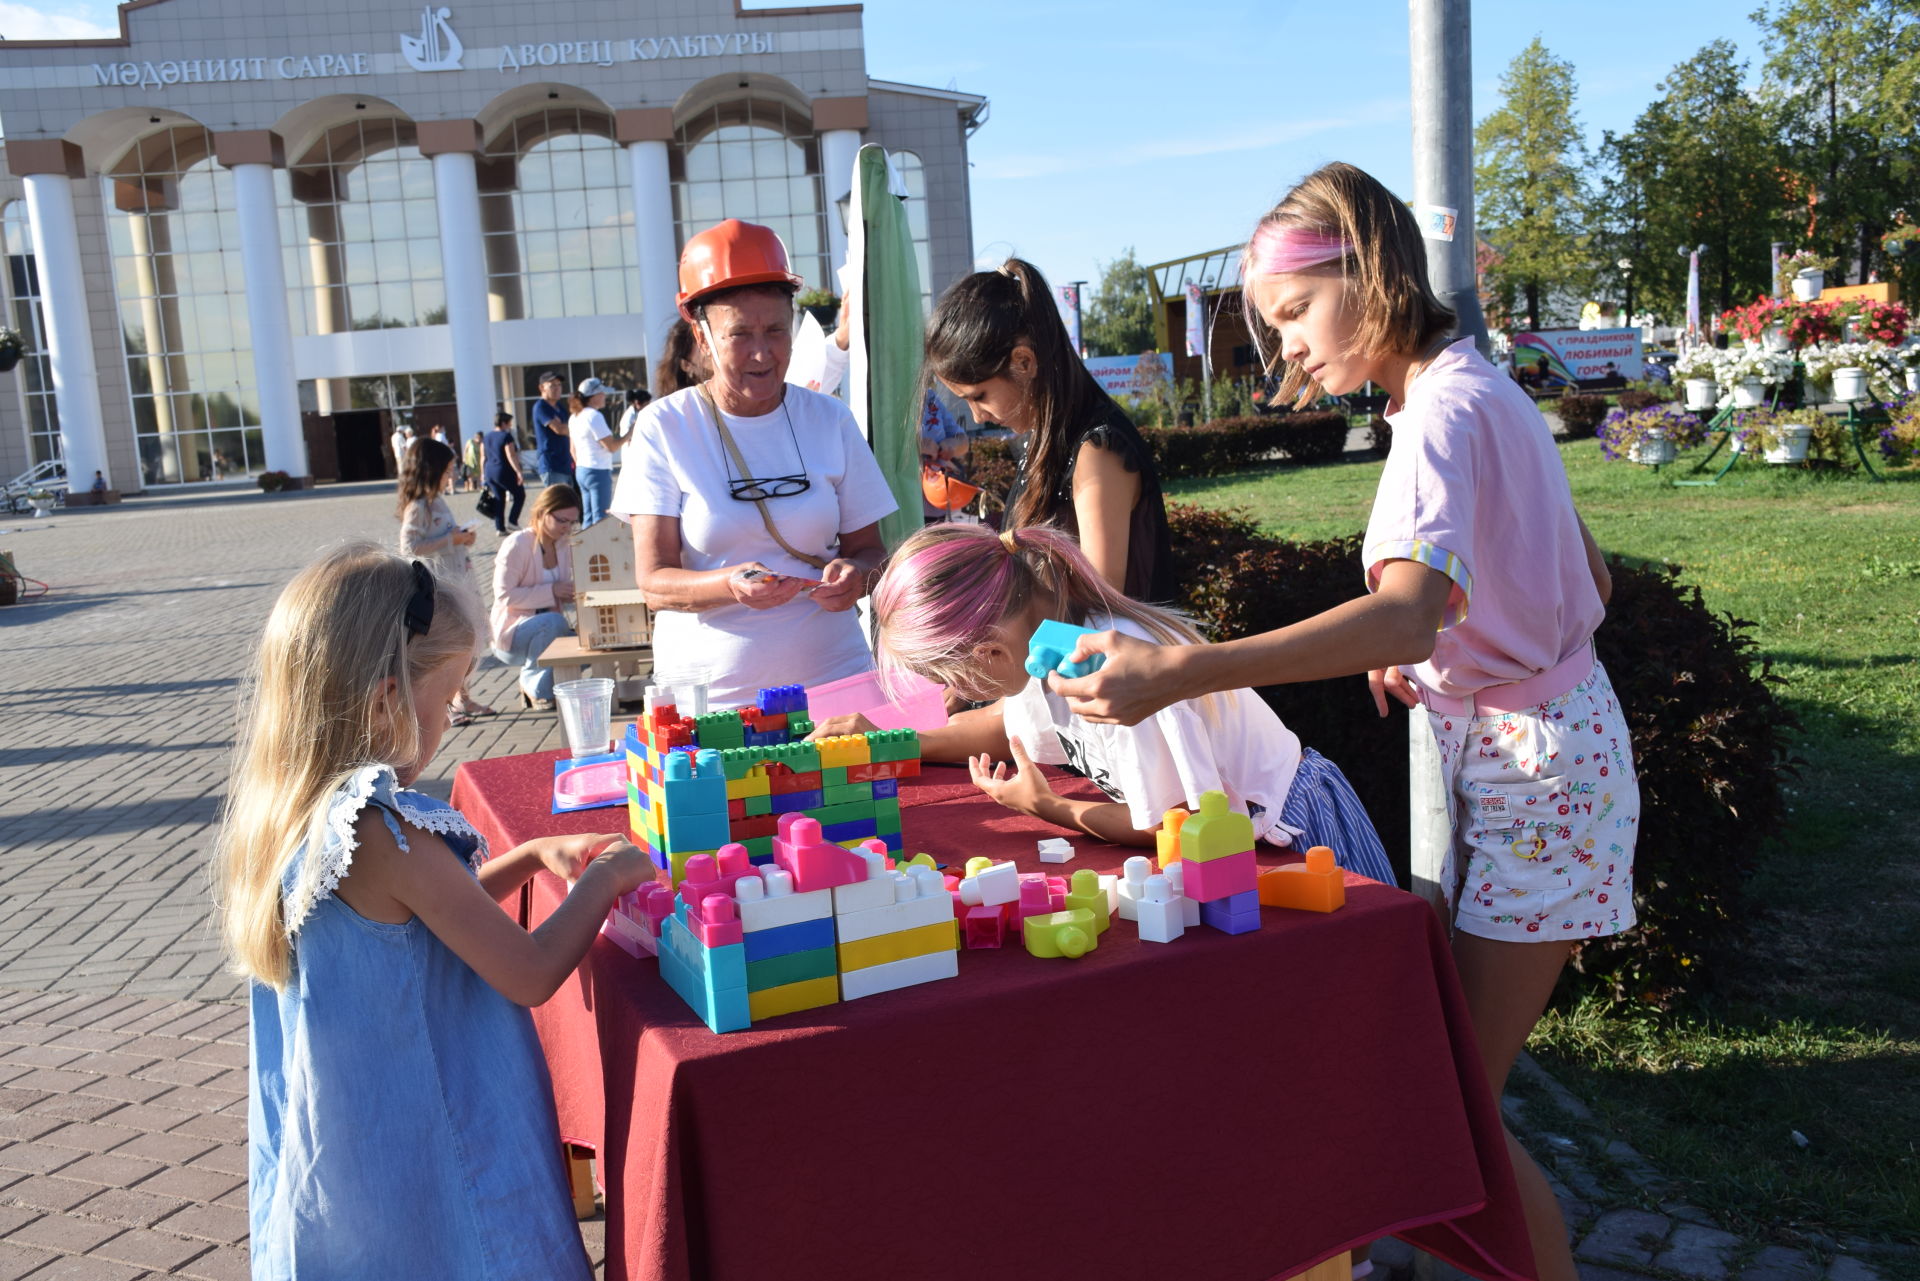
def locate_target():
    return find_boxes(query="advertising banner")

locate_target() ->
[1510,327,1643,386]
[1056,284,1083,356]
[1184,283,1206,359]
[1084,353,1175,399]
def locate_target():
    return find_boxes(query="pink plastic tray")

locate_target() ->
[805,669,949,732]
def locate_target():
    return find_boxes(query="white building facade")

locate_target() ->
[0,0,985,495]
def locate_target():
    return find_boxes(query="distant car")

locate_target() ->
[1643,350,1678,385]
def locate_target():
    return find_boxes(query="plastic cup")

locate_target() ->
[649,666,710,717]
[554,677,615,758]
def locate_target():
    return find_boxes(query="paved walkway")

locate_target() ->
[0,482,1891,1279]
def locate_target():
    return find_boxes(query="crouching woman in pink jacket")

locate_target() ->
[491,484,580,710]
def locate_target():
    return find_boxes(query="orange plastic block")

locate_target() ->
[1156,807,1189,869]
[1257,846,1346,913]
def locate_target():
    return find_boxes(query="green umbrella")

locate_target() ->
[845,143,925,552]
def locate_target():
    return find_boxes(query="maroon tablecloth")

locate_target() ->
[453,750,1536,1281]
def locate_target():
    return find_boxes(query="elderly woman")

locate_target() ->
[610,219,897,708]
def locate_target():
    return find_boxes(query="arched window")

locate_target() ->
[893,151,933,316]
[670,98,827,291]
[482,108,638,320]
[2,202,60,467]
[588,552,611,584]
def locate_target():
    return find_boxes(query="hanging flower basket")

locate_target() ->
[1831,366,1870,402]
[1764,424,1814,464]
[1762,327,1791,353]
[1731,378,1768,408]
[0,328,23,374]
[1628,434,1677,466]
[1683,378,1718,412]
[1792,270,1824,301]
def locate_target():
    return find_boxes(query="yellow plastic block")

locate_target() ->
[1023,908,1096,958]
[726,772,771,801]
[1063,869,1110,934]
[897,852,937,872]
[565,1144,596,1219]
[1156,807,1189,869]
[747,974,840,1021]
[836,919,957,972]
[669,846,720,883]
[814,734,872,770]
[1180,790,1254,863]
[1257,846,1346,913]
[963,856,995,879]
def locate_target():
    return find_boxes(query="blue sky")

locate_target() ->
[3,0,1771,291]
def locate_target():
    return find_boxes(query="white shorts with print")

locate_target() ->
[1427,659,1639,942]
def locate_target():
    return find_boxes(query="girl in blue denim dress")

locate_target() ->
[214,542,651,1280]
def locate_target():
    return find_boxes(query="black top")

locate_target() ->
[482,428,518,483]
[1005,403,1174,604]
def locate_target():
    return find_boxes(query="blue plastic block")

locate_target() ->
[1199,889,1262,936]
[820,817,879,843]
[757,684,807,715]
[661,747,727,817]
[657,914,750,1033]
[871,778,898,799]
[662,810,731,851]
[741,914,837,963]
[769,788,824,814]
[648,848,669,871]
[877,831,903,852]
[1024,618,1106,681]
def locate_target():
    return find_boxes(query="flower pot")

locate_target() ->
[1730,433,1750,455]
[1905,367,1919,394]
[1683,378,1718,412]
[1629,435,1677,466]
[1792,269,1824,301]
[1764,424,1813,465]
[1831,366,1869,402]
[0,346,22,374]
[25,493,54,517]
[1731,378,1768,408]
[1762,327,1791,353]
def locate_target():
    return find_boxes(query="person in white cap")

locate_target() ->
[567,377,619,527]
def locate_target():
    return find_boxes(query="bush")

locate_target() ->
[967,436,1017,514]
[1163,504,1796,1005]
[1556,393,1609,437]
[1616,388,1666,413]
[1366,415,1392,458]
[257,470,292,493]
[1143,411,1347,478]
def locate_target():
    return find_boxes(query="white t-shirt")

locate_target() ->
[1002,614,1305,845]
[570,408,615,471]
[609,385,899,709]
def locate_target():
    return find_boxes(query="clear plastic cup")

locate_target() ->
[554,677,615,758]
[649,666,710,717]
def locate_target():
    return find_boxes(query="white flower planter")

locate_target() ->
[1831,366,1870,402]
[1792,269,1825,301]
[1906,367,1919,394]
[25,493,54,518]
[1683,378,1719,412]
[1764,424,1814,464]
[1629,435,1677,466]
[1730,433,1750,455]
[1762,327,1791,353]
[1731,378,1768,408]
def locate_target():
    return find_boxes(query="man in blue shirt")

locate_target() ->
[530,371,572,488]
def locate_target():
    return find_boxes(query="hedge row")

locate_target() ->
[1558,388,1670,437]
[1161,503,1795,1005]
[1140,411,1349,477]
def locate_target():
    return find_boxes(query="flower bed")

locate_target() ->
[1597,403,1707,462]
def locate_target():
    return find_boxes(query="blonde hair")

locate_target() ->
[212,542,480,989]
[527,482,580,548]
[1241,161,1457,408]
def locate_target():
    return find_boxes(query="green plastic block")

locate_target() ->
[865,728,919,763]
[742,835,773,860]
[822,782,871,807]
[696,712,745,749]
[810,799,874,827]
[745,945,837,992]
[743,793,773,817]
[788,716,814,738]
[820,766,849,788]
[716,747,760,780]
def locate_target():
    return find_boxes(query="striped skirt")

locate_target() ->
[1273,748,1396,886]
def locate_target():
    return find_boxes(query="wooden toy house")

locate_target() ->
[569,516,652,651]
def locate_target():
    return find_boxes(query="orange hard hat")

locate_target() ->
[921,464,981,513]
[677,219,806,320]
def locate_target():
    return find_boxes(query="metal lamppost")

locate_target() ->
[1617,257,1634,332]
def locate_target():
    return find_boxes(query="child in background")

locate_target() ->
[819,522,1392,882]
[214,542,651,1279]
[1050,162,1635,1281]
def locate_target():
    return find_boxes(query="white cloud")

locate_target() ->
[0,1,117,41]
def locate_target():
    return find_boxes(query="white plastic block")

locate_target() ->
[1116,856,1153,922]
[959,861,1020,907]
[1136,874,1186,943]
[1098,873,1119,913]
[734,870,833,933]
[832,863,897,915]
[1036,837,1075,864]
[839,947,960,999]
[835,874,953,943]
[1163,862,1202,927]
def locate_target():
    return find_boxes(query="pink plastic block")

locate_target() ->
[687,892,743,948]
[964,905,1006,949]
[1016,876,1053,923]
[1048,876,1068,912]
[773,815,866,893]
[1179,848,1257,903]
[634,883,674,935]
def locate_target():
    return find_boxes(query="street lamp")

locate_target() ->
[1617,257,1634,330]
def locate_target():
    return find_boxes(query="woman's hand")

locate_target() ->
[553,580,576,605]
[1046,630,1191,726]
[809,557,868,613]
[807,712,880,740]
[1368,666,1421,717]
[967,735,1054,817]
[728,563,810,610]
[455,527,478,547]
[536,832,625,882]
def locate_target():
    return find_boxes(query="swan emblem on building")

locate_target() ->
[401,6,464,72]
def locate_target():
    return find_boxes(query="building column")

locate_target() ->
[813,97,869,290]
[216,131,308,485]
[419,120,495,445]
[12,140,113,500]
[617,109,681,377]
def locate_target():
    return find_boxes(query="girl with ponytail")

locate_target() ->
[820,523,1389,879]
[924,258,1173,602]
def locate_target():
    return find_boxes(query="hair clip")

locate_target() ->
[403,560,436,638]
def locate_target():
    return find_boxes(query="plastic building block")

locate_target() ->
[837,919,957,972]
[733,866,834,933]
[663,809,732,853]
[1015,876,1054,925]
[1063,869,1111,935]
[745,945,837,991]
[1180,790,1256,863]
[756,684,807,715]
[1116,856,1154,922]
[1162,862,1203,927]
[820,817,879,844]
[833,865,951,943]
[871,778,899,799]
[1036,837,1074,864]
[964,905,1007,949]
[963,857,995,879]
[661,748,728,814]
[814,734,872,770]
[959,861,1020,907]
[1156,807,1189,869]
[1022,908,1097,958]
[676,845,756,902]
[1200,889,1262,935]
[830,844,897,915]
[740,914,836,963]
[864,728,920,764]
[1179,848,1257,903]
[657,913,749,1033]
[773,814,867,893]
[1135,874,1186,943]
[686,893,743,949]
[1258,845,1347,913]
[839,948,959,1000]
[769,788,826,815]
[747,974,839,1022]
[742,793,773,817]
[847,758,921,783]
[1024,618,1106,681]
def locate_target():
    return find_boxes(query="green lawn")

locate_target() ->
[1168,439,1920,1247]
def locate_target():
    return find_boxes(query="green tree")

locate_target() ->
[1081,247,1157,357]
[1752,0,1920,283]
[1474,38,1592,329]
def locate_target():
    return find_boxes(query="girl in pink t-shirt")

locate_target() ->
[1050,162,1636,1281]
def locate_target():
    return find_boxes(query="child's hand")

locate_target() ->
[579,840,653,897]
[1047,630,1186,726]
[967,736,1054,817]
[806,712,880,740]
[1368,666,1421,716]
[539,832,624,881]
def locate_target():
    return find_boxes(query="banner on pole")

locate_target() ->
[1056,284,1082,356]
[1083,352,1175,399]
[1686,251,1701,335]
[1184,282,1205,358]
[1509,327,1643,386]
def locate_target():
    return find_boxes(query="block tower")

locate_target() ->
[1167,790,1262,936]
